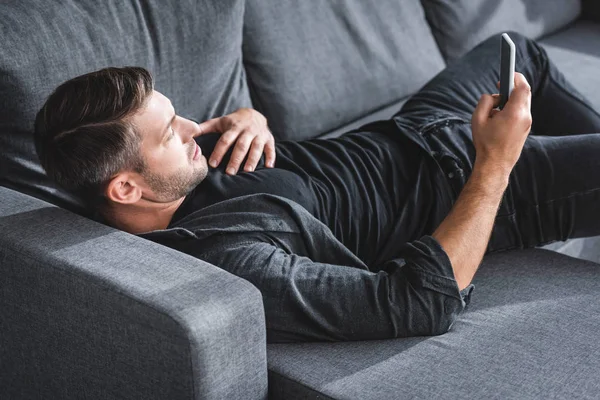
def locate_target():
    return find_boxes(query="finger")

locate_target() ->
[505,72,532,111]
[472,93,496,128]
[490,109,501,118]
[209,128,242,168]
[264,137,276,168]
[496,80,500,90]
[226,132,254,174]
[197,117,223,136]
[491,93,501,108]
[242,138,265,172]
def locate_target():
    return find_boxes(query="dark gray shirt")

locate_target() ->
[143,119,474,343]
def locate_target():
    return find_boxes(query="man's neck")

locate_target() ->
[107,196,186,234]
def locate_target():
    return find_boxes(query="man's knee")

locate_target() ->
[479,30,533,49]
[503,31,548,66]
[503,30,531,44]
[479,30,545,64]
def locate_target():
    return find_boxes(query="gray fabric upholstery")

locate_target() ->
[422,0,582,61]
[0,186,268,400]
[268,248,600,399]
[0,0,251,216]
[319,97,408,140]
[539,20,600,112]
[243,0,446,141]
[541,236,600,264]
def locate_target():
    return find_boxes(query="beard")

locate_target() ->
[142,161,207,203]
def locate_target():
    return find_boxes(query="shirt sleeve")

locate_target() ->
[197,233,474,343]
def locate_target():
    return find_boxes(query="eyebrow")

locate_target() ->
[161,113,177,142]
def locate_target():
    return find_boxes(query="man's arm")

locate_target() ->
[433,162,509,291]
[196,234,470,343]
[433,73,533,291]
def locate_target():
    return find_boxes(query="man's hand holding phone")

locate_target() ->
[470,33,532,177]
[471,72,533,176]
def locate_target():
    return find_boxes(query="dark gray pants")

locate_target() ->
[394,31,600,254]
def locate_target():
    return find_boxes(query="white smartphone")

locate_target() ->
[499,33,516,110]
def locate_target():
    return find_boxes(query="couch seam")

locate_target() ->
[268,369,337,400]
[319,98,409,139]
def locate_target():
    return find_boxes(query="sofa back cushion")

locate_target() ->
[0,0,251,215]
[422,0,582,61]
[242,0,446,141]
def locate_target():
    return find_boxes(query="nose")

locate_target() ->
[192,121,202,137]
[176,117,201,142]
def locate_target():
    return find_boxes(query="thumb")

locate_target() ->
[472,94,496,128]
[196,117,223,136]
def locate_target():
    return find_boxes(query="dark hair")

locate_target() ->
[34,66,154,214]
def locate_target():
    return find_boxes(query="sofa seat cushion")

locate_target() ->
[0,0,251,215]
[541,235,600,265]
[539,20,600,112]
[267,248,600,399]
[422,0,581,61]
[243,0,446,141]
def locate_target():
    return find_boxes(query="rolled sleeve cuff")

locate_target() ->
[399,235,475,308]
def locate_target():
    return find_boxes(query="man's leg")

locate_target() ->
[487,130,600,253]
[394,31,600,136]
[393,31,600,253]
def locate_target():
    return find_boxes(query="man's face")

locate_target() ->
[131,90,208,202]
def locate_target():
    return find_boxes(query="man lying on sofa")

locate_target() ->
[33,32,600,343]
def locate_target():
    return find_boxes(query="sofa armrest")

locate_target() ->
[0,186,268,400]
[582,0,600,23]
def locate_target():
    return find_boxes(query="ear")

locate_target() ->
[105,172,142,205]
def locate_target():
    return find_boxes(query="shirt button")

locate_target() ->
[431,151,438,157]
[444,299,453,314]
[447,172,455,178]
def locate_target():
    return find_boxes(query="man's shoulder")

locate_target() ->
[141,193,314,241]
[138,193,331,261]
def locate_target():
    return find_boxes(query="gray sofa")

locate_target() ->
[1,0,600,398]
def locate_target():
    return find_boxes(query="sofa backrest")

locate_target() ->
[421,0,582,62]
[242,0,446,141]
[0,0,251,215]
[1,0,586,213]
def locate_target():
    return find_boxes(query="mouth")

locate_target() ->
[192,142,201,161]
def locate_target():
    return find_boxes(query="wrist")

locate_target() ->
[471,159,511,191]
[474,155,513,176]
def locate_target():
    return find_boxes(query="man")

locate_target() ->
[34,33,600,343]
